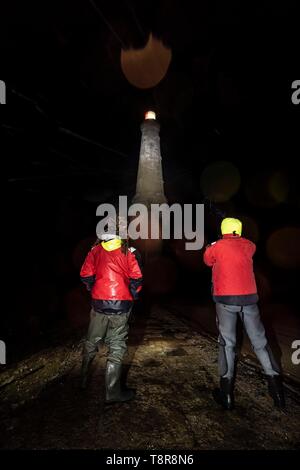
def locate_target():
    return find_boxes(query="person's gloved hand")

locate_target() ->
[129,278,142,300]
[80,275,95,292]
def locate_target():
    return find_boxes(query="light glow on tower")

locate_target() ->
[145,111,156,120]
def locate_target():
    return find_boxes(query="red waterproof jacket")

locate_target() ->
[80,241,143,314]
[203,234,258,305]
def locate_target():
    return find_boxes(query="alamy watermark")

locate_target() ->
[291,340,300,366]
[96,196,204,250]
[0,340,6,365]
[0,80,6,104]
[291,80,300,105]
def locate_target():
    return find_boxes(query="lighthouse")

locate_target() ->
[131,111,167,259]
[133,111,167,206]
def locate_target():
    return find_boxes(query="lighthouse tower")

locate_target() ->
[131,111,167,259]
[133,111,167,206]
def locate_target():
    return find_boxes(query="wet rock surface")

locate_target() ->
[1,305,300,449]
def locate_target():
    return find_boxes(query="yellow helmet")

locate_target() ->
[221,218,242,236]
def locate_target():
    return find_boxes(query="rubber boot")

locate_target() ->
[266,375,285,408]
[80,355,94,390]
[212,377,235,410]
[105,361,135,404]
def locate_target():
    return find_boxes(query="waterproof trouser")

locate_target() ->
[215,303,280,378]
[82,308,131,365]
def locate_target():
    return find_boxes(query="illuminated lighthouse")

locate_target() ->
[133,111,167,206]
[131,111,167,258]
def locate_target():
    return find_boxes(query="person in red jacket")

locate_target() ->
[80,224,143,403]
[203,218,285,410]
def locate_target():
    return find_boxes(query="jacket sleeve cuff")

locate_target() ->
[129,277,143,300]
[80,275,96,291]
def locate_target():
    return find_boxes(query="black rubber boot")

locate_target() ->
[212,377,235,410]
[105,361,135,404]
[80,355,94,390]
[266,375,285,409]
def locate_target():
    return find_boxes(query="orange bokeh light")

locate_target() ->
[121,33,172,89]
[267,227,300,269]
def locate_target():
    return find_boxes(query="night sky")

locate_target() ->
[1,0,299,357]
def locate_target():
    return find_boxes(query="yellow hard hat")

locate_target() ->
[221,218,242,236]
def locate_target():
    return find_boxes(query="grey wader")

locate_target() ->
[213,303,285,409]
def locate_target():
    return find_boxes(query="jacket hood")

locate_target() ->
[101,239,123,251]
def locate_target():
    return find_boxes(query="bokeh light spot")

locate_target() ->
[267,227,300,269]
[245,171,289,207]
[268,171,289,203]
[200,161,241,203]
[121,33,172,89]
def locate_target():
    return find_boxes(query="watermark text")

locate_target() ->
[96,196,204,250]
[0,80,6,104]
[0,340,6,365]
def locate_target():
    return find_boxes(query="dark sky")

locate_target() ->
[2,0,299,195]
[1,0,299,251]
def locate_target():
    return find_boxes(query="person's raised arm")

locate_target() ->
[203,242,217,267]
